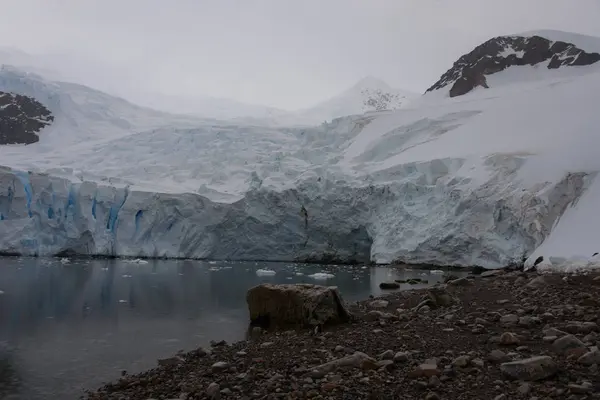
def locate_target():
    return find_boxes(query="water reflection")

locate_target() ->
[0,257,463,399]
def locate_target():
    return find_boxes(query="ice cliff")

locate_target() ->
[1,30,600,269]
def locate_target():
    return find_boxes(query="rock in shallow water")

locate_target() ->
[246,283,352,329]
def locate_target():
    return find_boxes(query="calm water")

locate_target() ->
[0,257,461,399]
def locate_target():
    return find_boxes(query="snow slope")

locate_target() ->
[294,76,415,123]
[1,30,599,268]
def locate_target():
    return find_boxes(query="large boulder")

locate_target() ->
[246,284,352,329]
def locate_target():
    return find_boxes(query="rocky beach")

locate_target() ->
[84,268,600,400]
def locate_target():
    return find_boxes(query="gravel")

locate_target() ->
[84,269,600,399]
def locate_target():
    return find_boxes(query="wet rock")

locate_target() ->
[500,356,557,381]
[379,350,394,360]
[379,282,400,290]
[246,284,352,329]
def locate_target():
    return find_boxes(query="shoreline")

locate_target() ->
[0,253,504,273]
[84,269,600,399]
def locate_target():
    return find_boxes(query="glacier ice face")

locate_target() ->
[2,38,600,268]
[0,161,590,268]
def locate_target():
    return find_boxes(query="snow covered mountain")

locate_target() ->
[295,76,415,123]
[1,30,599,271]
[427,30,600,97]
[0,47,412,124]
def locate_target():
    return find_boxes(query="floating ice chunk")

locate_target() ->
[124,258,148,264]
[430,270,445,274]
[308,272,335,280]
[122,274,132,278]
[118,299,128,303]
[256,269,276,276]
[0,290,4,295]
[60,258,70,264]
[295,272,304,276]
[209,267,220,271]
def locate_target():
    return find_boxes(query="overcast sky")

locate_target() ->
[1,0,599,110]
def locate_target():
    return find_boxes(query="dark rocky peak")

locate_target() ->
[426,34,600,97]
[0,91,53,144]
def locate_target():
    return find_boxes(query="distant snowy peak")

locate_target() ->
[0,90,53,145]
[297,76,415,123]
[427,31,600,97]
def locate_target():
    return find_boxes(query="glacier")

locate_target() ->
[1,31,600,269]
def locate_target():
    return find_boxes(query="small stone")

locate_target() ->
[425,392,441,400]
[500,314,519,325]
[500,356,557,381]
[493,395,507,400]
[577,349,600,365]
[211,361,230,372]
[380,350,394,360]
[552,334,587,355]
[527,276,547,288]
[334,345,345,353]
[206,382,220,398]
[393,351,410,363]
[259,342,274,348]
[499,332,520,345]
[369,300,389,309]
[480,270,503,277]
[517,383,532,395]
[488,350,510,363]
[471,358,484,368]
[409,363,441,378]
[543,327,567,337]
[452,355,470,368]
[428,375,441,388]
[568,383,591,394]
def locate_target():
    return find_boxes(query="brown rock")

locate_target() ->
[246,284,352,329]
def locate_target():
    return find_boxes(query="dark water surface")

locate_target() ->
[0,257,463,399]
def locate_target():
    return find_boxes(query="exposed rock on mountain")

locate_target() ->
[0,91,53,144]
[427,34,600,97]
